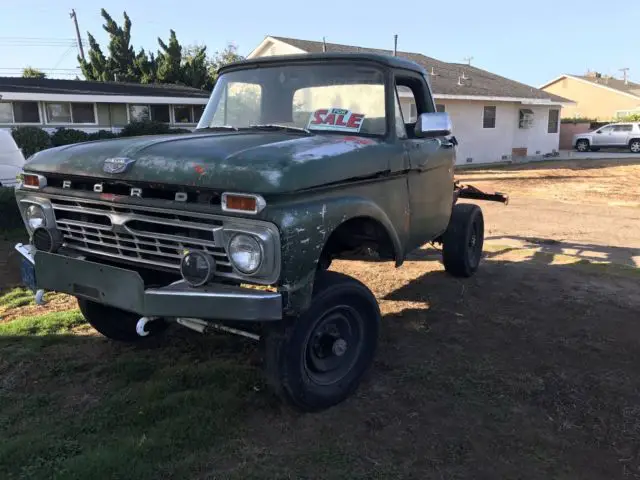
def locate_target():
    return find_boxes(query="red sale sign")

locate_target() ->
[307,108,365,133]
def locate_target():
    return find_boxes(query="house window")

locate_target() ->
[129,105,150,122]
[150,104,170,123]
[483,106,496,129]
[548,109,559,133]
[45,102,96,124]
[13,102,41,123]
[0,103,13,123]
[436,104,446,113]
[129,104,171,122]
[173,105,205,124]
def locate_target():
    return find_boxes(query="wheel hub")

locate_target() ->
[332,338,348,356]
[303,305,364,385]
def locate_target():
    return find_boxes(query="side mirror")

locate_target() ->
[415,112,452,138]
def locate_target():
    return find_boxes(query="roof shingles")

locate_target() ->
[271,36,568,102]
[573,75,640,97]
[0,77,209,98]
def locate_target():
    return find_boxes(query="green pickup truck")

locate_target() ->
[14,52,507,411]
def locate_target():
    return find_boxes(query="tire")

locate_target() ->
[575,139,590,152]
[263,271,380,412]
[629,139,640,153]
[77,298,166,342]
[442,203,484,278]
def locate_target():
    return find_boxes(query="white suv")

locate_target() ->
[573,122,640,153]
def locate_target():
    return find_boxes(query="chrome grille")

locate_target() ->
[50,197,233,274]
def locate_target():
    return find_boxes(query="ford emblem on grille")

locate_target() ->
[103,157,136,174]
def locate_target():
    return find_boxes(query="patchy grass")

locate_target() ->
[0,288,77,322]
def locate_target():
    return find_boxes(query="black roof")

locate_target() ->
[0,77,210,98]
[221,51,427,74]
[269,36,569,102]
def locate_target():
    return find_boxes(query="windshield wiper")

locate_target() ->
[196,125,238,131]
[246,124,312,134]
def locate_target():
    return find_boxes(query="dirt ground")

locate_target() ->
[1,158,640,478]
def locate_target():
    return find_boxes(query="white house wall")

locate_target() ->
[439,100,560,165]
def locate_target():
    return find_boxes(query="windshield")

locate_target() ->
[197,63,387,136]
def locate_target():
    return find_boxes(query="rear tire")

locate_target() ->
[263,271,380,412]
[442,203,484,278]
[629,139,640,153]
[77,298,166,342]
[575,139,590,152]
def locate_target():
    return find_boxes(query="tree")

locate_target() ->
[208,44,244,86]
[79,9,138,82]
[22,67,46,79]
[78,8,244,89]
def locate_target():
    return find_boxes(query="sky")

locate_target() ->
[1,0,638,88]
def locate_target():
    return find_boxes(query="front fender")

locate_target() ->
[268,195,404,315]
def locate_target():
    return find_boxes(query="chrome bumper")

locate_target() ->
[15,246,282,322]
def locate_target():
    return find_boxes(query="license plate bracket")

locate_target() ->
[20,256,37,292]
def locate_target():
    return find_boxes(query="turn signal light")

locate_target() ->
[22,174,46,190]
[221,193,266,214]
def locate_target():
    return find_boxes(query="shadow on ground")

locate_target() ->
[2,251,640,479]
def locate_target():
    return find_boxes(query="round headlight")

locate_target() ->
[180,251,215,287]
[228,234,262,274]
[26,205,46,230]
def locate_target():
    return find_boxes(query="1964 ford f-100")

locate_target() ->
[14,52,507,411]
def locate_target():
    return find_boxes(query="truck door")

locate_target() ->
[394,71,455,252]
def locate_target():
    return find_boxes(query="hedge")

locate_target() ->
[11,121,194,159]
[0,187,22,231]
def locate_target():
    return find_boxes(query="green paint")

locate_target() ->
[22,54,456,316]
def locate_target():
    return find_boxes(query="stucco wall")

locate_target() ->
[542,76,640,120]
[440,100,560,164]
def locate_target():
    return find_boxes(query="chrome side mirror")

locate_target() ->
[415,112,452,138]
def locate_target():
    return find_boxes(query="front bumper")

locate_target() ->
[16,246,282,322]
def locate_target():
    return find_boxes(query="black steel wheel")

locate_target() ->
[77,298,166,342]
[442,203,484,278]
[263,271,380,412]
[575,139,590,152]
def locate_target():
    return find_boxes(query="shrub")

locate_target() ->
[11,127,51,158]
[87,130,118,141]
[169,127,193,134]
[119,120,171,137]
[50,128,90,147]
[0,187,22,231]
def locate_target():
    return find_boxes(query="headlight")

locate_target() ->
[228,234,262,274]
[25,205,46,230]
[180,251,215,287]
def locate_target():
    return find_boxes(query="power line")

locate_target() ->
[0,37,88,47]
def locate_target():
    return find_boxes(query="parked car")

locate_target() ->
[573,122,640,153]
[0,130,25,187]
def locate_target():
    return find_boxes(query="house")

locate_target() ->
[540,72,640,121]
[0,77,210,134]
[248,36,572,165]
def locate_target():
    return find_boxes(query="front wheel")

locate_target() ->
[442,203,484,278]
[575,139,590,152]
[630,139,640,153]
[77,298,166,342]
[263,271,380,412]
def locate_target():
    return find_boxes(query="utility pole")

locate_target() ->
[463,56,473,66]
[619,67,630,85]
[322,37,327,52]
[69,9,85,61]
[393,34,398,56]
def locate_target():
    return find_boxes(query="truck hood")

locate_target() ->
[24,131,384,194]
